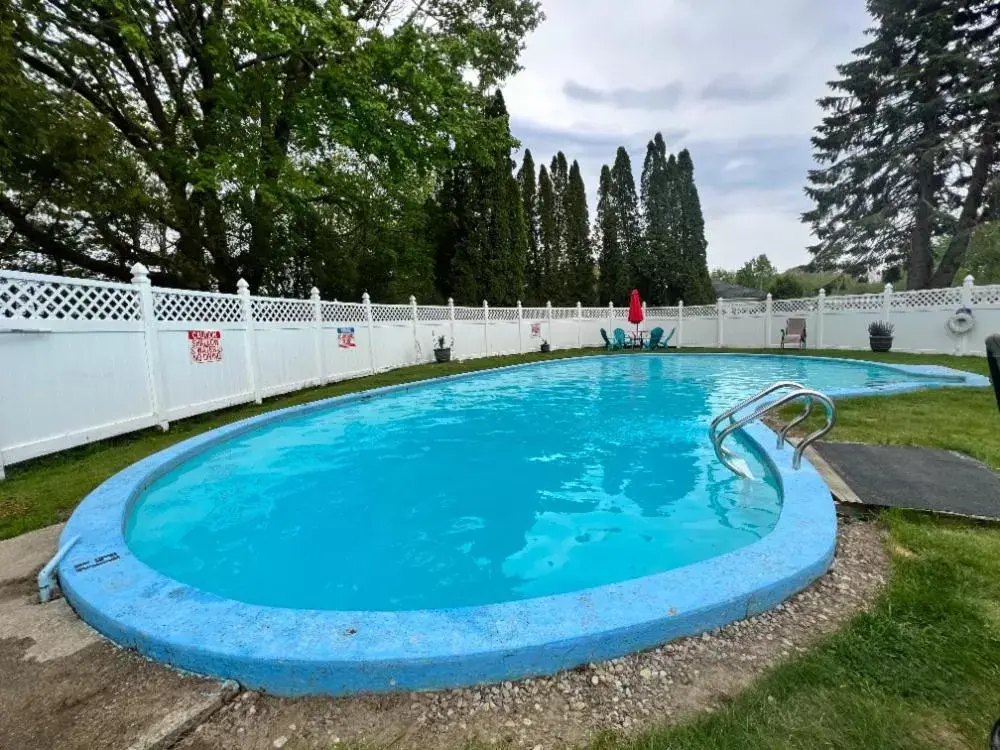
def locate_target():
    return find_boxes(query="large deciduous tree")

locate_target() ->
[0,0,541,292]
[804,0,1000,289]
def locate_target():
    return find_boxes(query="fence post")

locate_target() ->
[765,293,773,348]
[608,302,614,337]
[961,275,975,355]
[363,292,376,374]
[517,300,524,353]
[410,295,420,364]
[546,301,553,347]
[576,302,583,348]
[131,264,169,431]
[882,283,893,322]
[311,287,324,385]
[817,288,826,350]
[237,278,262,404]
[677,301,684,349]
[717,297,725,348]
[448,297,456,351]
[483,300,490,357]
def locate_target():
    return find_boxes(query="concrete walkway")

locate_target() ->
[0,525,236,749]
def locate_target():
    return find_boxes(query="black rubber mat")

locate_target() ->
[813,442,1000,520]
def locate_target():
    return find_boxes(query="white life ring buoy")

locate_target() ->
[947,307,976,335]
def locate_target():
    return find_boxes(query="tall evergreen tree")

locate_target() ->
[640,133,673,304]
[564,160,595,304]
[596,165,628,304]
[676,149,714,304]
[804,0,1000,288]
[517,150,542,304]
[538,164,561,303]
[450,90,526,305]
[610,147,643,299]
[549,152,570,300]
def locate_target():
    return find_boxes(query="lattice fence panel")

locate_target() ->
[551,307,577,319]
[490,307,519,321]
[823,294,883,313]
[454,306,485,321]
[370,304,412,323]
[417,306,450,322]
[252,297,314,323]
[611,307,630,319]
[684,304,717,318]
[645,307,679,319]
[891,287,961,310]
[154,290,243,323]
[1,275,141,321]
[772,298,817,314]
[321,302,366,323]
[521,307,548,320]
[724,301,766,317]
[971,285,1000,306]
[582,307,611,319]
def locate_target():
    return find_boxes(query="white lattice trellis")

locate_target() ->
[252,297,314,323]
[582,307,611,319]
[370,304,412,323]
[823,294,883,314]
[490,307,519,321]
[772,298,817,314]
[724,301,766,317]
[684,304,716,318]
[891,287,961,310]
[321,302,366,323]
[452,306,484,321]
[551,307,577,319]
[645,307,679,319]
[972,285,1000,307]
[521,307,548,320]
[417,306,450,322]
[611,307,630,319]
[1,274,140,321]
[154,290,243,323]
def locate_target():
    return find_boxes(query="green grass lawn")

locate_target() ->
[4,347,1000,748]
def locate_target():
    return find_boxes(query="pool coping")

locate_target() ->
[57,354,988,696]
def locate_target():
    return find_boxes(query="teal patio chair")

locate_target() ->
[600,328,617,350]
[644,327,664,350]
[613,328,631,349]
[657,327,676,348]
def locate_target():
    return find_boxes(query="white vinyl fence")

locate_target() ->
[2,265,998,477]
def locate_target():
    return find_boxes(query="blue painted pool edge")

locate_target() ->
[56,354,986,696]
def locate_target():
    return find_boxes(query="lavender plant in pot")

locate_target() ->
[433,334,452,363]
[868,320,895,352]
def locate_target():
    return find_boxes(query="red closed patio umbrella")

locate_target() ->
[627,288,644,346]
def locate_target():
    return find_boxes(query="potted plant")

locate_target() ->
[540,340,551,353]
[868,320,895,352]
[433,333,452,363]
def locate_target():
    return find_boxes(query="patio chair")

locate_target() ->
[657,327,677,349]
[613,328,632,349]
[780,318,807,349]
[644,327,665,350]
[600,328,617,350]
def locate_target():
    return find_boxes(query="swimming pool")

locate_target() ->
[57,354,986,695]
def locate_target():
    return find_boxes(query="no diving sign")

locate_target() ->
[188,330,222,363]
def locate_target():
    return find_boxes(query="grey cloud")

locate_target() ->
[699,73,793,103]
[563,81,684,110]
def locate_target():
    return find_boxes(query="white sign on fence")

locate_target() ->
[188,330,223,363]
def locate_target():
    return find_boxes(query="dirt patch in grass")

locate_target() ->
[177,516,887,750]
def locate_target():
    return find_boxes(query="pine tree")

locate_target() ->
[517,150,541,304]
[610,147,643,299]
[804,0,1000,288]
[676,149,714,304]
[449,90,527,305]
[549,152,570,301]
[538,164,561,303]
[596,165,628,304]
[564,160,595,304]
[640,133,673,304]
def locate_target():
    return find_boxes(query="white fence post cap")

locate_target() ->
[130,263,149,281]
[237,278,250,294]
[884,283,893,292]
[310,287,320,300]
[964,275,975,285]
[362,292,370,302]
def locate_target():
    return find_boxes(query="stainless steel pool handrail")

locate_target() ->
[711,388,836,478]
[708,381,804,458]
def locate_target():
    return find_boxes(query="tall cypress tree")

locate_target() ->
[676,149,714,304]
[517,150,541,304]
[550,152,570,300]
[640,133,672,304]
[610,147,643,298]
[538,164,561,303]
[596,164,628,304]
[564,160,595,304]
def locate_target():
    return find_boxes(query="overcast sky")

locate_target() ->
[503,0,871,273]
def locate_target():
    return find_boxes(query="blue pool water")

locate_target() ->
[125,355,952,612]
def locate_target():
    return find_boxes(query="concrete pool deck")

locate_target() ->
[50,355,988,696]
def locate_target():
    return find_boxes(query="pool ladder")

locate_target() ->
[709,381,836,479]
